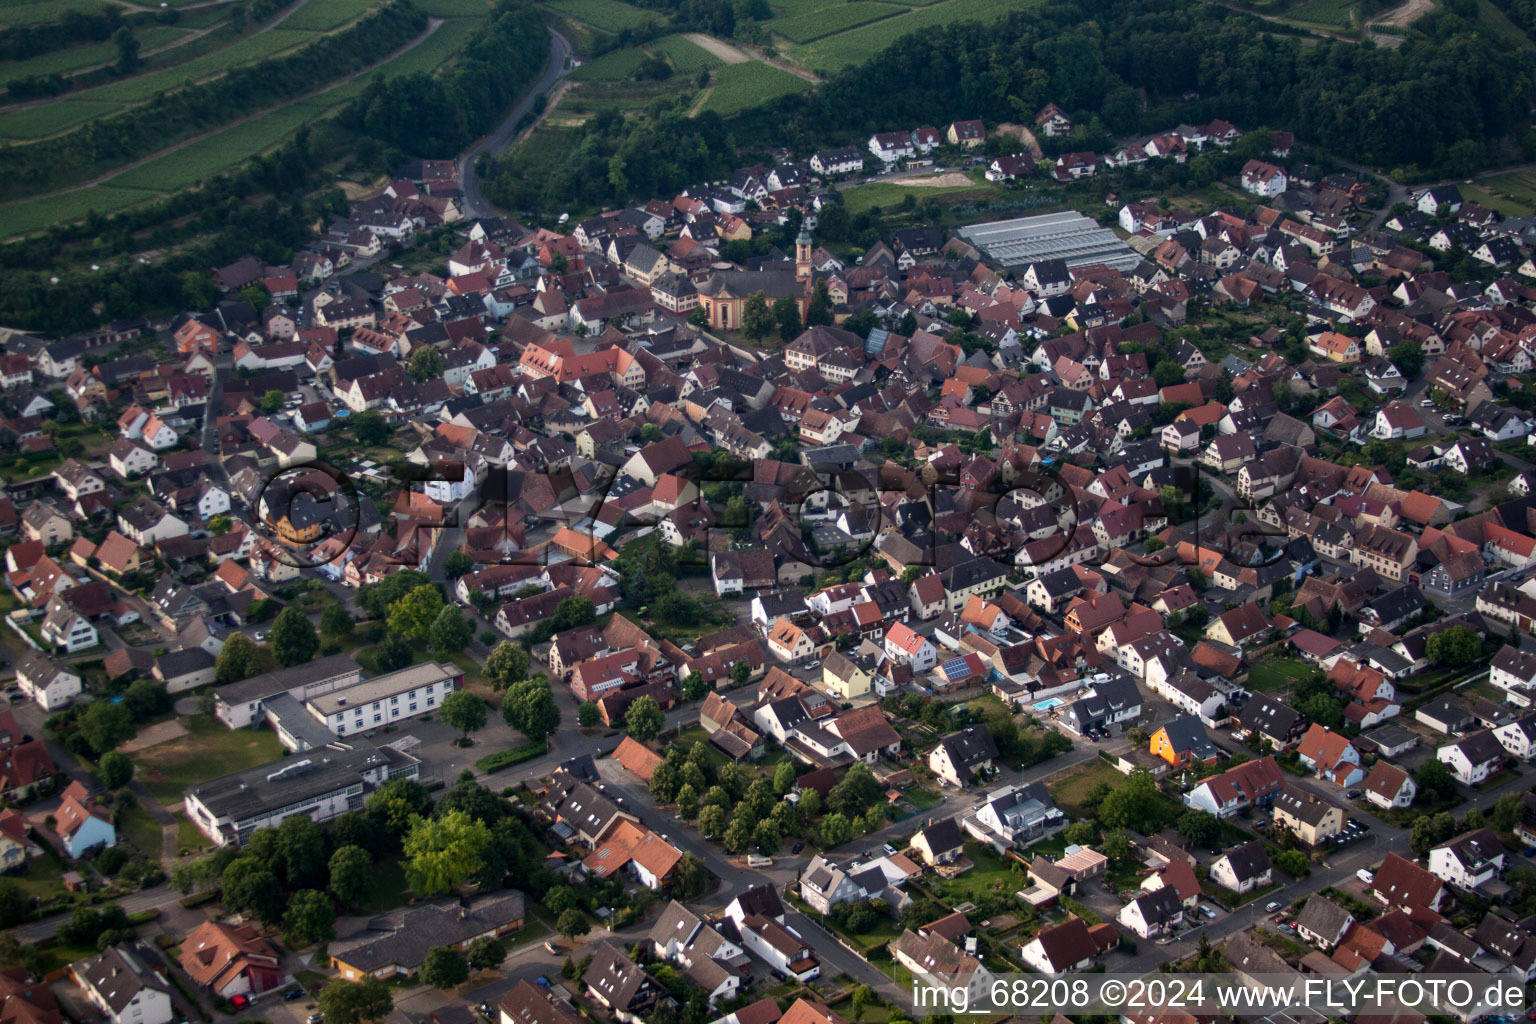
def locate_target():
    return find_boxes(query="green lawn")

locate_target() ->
[118,802,165,860]
[1247,658,1316,694]
[1044,759,1122,818]
[174,811,208,857]
[926,842,1027,905]
[841,175,996,217]
[133,716,288,805]
[8,845,71,901]
[1282,0,1356,26]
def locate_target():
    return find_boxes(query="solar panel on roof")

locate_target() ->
[941,658,970,678]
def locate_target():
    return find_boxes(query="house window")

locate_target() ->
[390,696,398,704]
[408,703,417,713]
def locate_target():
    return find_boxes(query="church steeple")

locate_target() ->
[795,224,813,281]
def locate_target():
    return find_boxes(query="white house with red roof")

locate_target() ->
[884,622,937,672]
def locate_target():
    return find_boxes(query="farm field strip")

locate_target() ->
[0,26,190,86]
[572,46,646,80]
[547,0,660,29]
[1283,0,1356,25]
[1,184,155,236]
[280,0,381,30]
[767,1,905,42]
[110,102,319,192]
[651,34,724,70]
[0,0,109,26]
[0,96,122,139]
[790,0,1035,71]
[698,60,812,115]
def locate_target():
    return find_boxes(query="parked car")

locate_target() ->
[284,990,304,1002]
[1357,869,1374,884]
[305,1013,321,1024]
[882,843,897,856]
[1265,901,1282,913]
[1346,789,1361,799]
[1200,905,1216,919]
[535,978,550,988]
[230,996,248,1011]
[791,842,805,854]
[544,942,559,955]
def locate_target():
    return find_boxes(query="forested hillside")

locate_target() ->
[487,0,1535,212]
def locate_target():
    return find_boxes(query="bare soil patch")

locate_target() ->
[683,33,750,63]
[884,171,974,188]
[120,719,188,754]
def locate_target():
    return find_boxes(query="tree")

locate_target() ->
[429,606,472,657]
[213,631,263,686]
[320,603,353,638]
[443,551,475,579]
[1426,625,1480,667]
[112,25,140,74]
[772,296,801,341]
[352,411,390,446]
[676,783,700,820]
[1415,758,1458,801]
[699,804,727,839]
[773,760,796,795]
[820,812,852,847]
[557,909,590,939]
[328,845,373,908]
[408,346,445,382]
[827,764,881,817]
[851,987,874,1024]
[649,760,681,804]
[0,882,27,929]
[1274,849,1309,877]
[1410,812,1457,857]
[207,514,232,535]
[577,701,599,726]
[682,671,707,702]
[730,660,751,686]
[1298,693,1344,729]
[439,690,487,742]
[485,641,531,690]
[388,584,445,644]
[1176,810,1221,847]
[283,889,335,947]
[740,292,773,341]
[805,279,833,327]
[1063,820,1097,846]
[625,695,664,741]
[220,859,284,925]
[260,390,284,413]
[317,978,394,1024]
[78,701,135,755]
[421,946,469,990]
[403,811,491,897]
[723,815,753,853]
[501,678,560,739]
[755,819,781,854]
[374,635,414,672]
[98,750,133,789]
[1103,829,1133,862]
[270,606,319,667]
[1153,359,1187,388]
[465,936,506,971]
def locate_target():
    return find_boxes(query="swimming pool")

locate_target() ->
[1033,697,1063,711]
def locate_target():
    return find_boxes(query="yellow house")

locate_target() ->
[1271,788,1343,847]
[821,651,872,699]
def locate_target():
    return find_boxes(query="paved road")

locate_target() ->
[456,28,572,220]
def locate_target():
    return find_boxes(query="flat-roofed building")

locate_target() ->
[183,740,419,846]
[304,661,463,736]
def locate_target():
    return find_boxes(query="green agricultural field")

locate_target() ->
[1476,0,1535,47]
[841,174,994,215]
[652,34,723,71]
[0,97,122,140]
[416,0,498,15]
[1283,0,1355,25]
[1478,169,1536,209]
[546,0,660,30]
[699,60,812,115]
[0,26,189,86]
[0,0,110,26]
[110,103,321,192]
[768,1,904,42]
[791,0,1035,71]
[281,0,382,31]
[572,45,646,80]
[0,184,152,237]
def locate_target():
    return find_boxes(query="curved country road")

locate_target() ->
[456,27,571,220]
